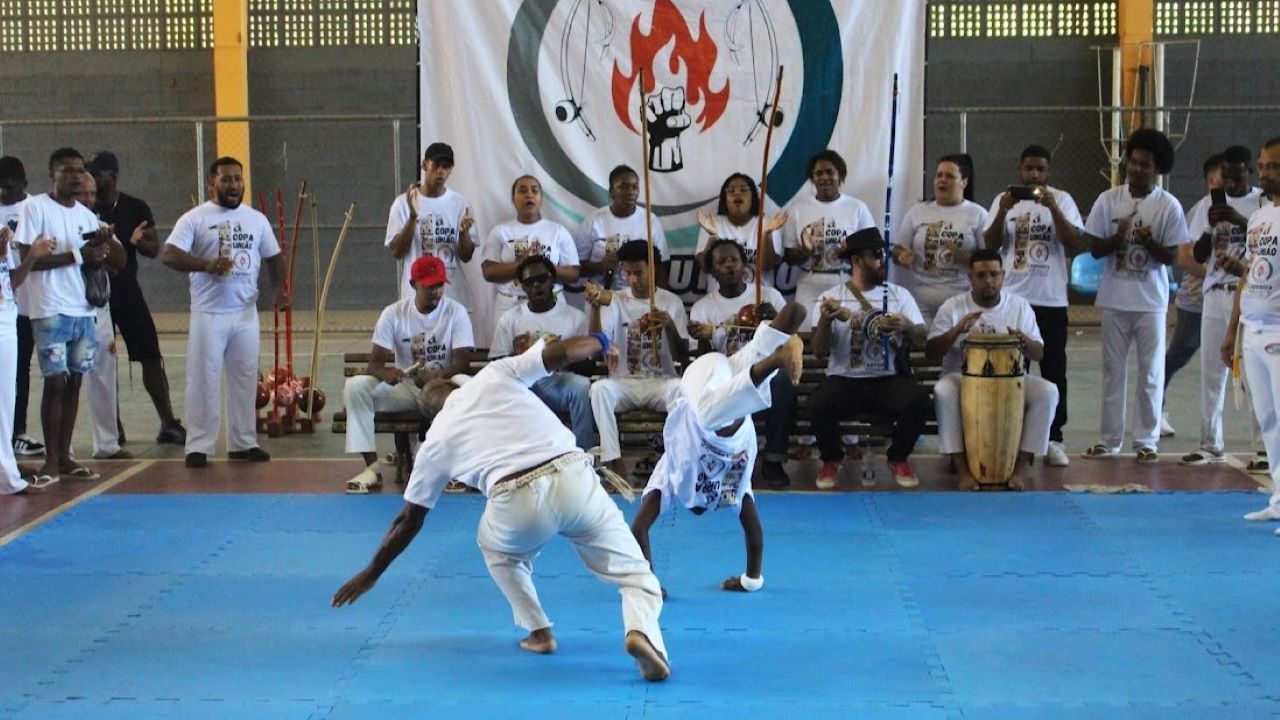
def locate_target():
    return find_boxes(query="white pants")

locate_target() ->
[1199,290,1263,453]
[794,272,845,332]
[1243,329,1280,505]
[477,454,667,658]
[342,375,426,455]
[590,377,682,462]
[184,306,260,455]
[1100,309,1166,450]
[0,316,25,494]
[934,372,1059,456]
[85,307,121,457]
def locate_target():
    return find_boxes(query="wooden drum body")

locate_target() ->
[960,334,1026,485]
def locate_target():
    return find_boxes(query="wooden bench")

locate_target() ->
[333,344,944,453]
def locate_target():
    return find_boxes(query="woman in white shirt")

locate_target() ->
[693,173,787,295]
[783,150,876,331]
[482,175,581,323]
[892,154,990,322]
[576,165,669,291]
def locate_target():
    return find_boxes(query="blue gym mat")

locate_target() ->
[3,492,1280,719]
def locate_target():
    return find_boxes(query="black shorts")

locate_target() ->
[108,283,163,362]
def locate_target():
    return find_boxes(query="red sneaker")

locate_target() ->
[888,459,919,488]
[816,461,839,490]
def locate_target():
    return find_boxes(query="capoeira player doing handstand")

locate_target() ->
[332,333,671,682]
[630,301,806,595]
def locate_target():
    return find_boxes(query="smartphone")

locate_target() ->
[1211,188,1227,207]
[81,230,98,241]
[1008,184,1038,202]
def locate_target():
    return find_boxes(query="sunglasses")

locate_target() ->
[518,272,553,286]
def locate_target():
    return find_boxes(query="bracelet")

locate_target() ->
[738,573,764,592]
[588,331,610,357]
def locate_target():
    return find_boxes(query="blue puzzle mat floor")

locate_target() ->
[3,492,1280,719]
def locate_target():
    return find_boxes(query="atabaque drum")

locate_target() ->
[960,333,1025,485]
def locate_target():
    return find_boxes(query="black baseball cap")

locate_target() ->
[423,142,454,165]
[86,150,120,174]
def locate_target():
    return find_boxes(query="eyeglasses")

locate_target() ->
[518,272,553,286]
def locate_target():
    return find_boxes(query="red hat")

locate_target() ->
[410,255,449,287]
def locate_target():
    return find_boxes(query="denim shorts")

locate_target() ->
[31,313,97,377]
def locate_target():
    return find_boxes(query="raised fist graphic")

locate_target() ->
[646,85,692,172]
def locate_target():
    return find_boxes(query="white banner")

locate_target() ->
[419,0,925,342]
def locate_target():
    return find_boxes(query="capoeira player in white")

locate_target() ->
[332,333,671,682]
[160,157,289,468]
[1226,137,1280,530]
[629,301,806,595]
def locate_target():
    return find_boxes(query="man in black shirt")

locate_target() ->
[87,151,185,445]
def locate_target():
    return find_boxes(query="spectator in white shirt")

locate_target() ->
[14,147,124,484]
[343,255,474,494]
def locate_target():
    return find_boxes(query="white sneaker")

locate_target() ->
[1159,413,1175,437]
[1243,505,1280,521]
[1045,441,1069,468]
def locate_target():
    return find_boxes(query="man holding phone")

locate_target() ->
[13,148,125,484]
[1180,145,1267,470]
[983,144,1085,467]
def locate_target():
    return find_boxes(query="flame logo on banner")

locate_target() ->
[610,0,729,135]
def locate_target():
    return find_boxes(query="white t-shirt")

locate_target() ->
[403,342,579,509]
[690,284,785,356]
[384,187,474,304]
[927,291,1043,375]
[782,193,876,275]
[12,193,98,319]
[814,282,923,378]
[1084,185,1187,312]
[598,286,688,379]
[165,201,281,313]
[1186,187,1265,293]
[1242,204,1280,332]
[490,299,585,358]
[371,296,474,369]
[984,187,1083,307]
[895,200,990,294]
[575,205,668,290]
[694,215,783,293]
[1,197,28,316]
[0,241,17,318]
[482,218,579,299]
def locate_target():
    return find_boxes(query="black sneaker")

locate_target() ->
[228,447,270,462]
[12,434,45,457]
[156,421,187,445]
[185,452,207,468]
[762,461,791,490]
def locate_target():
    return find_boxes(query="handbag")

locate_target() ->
[82,261,110,308]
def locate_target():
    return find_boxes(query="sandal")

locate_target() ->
[63,466,101,481]
[345,466,382,494]
[631,455,659,479]
[444,480,469,493]
[27,474,60,490]
[1082,444,1117,459]
[1135,446,1159,464]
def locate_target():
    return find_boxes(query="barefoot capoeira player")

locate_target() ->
[343,254,474,493]
[926,248,1058,490]
[630,301,806,595]
[332,333,670,682]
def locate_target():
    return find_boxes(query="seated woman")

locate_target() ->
[693,172,787,296]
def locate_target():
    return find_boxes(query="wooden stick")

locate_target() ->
[286,181,307,376]
[637,68,657,314]
[307,202,357,419]
[755,65,784,306]
[305,191,323,418]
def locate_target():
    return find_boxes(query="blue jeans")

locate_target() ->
[31,313,97,377]
[531,372,597,450]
